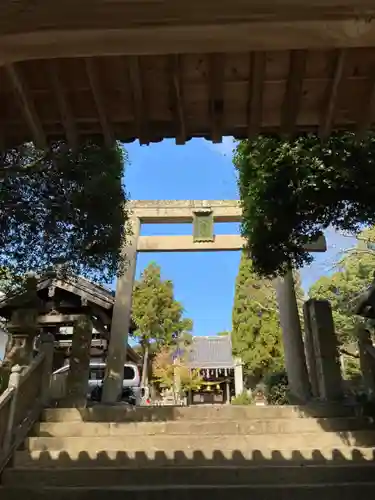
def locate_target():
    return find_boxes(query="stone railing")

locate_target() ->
[0,332,54,473]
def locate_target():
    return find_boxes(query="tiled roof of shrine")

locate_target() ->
[188,335,235,369]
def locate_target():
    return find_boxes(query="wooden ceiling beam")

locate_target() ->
[208,53,225,144]
[319,49,346,139]
[128,56,148,145]
[84,57,114,147]
[49,60,78,149]
[356,67,375,138]
[281,50,307,136]
[5,63,47,149]
[169,55,186,146]
[247,51,266,138]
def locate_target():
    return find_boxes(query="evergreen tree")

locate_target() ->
[0,141,127,285]
[231,253,284,384]
[131,262,192,386]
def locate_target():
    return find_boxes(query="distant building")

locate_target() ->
[188,335,243,404]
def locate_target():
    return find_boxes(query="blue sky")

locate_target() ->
[122,137,357,337]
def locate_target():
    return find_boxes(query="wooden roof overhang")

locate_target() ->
[2,1,375,147]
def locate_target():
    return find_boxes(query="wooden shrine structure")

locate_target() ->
[188,336,243,405]
[0,273,140,371]
[1,2,375,147]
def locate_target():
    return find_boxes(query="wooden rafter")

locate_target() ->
[247,51,266,138]
[49,60,78,149]
[356,66,375,138]
[128,56,148,145]
[320,49,346,139]
[281,50,307,136]
[208,53,224,144]
[5,63,46,149]
[169,54,186,145]
[84,57,113,146]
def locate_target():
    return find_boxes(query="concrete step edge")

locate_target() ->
[4,482,375,491]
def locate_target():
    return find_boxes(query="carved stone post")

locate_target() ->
[102,217,140,404]
[8,308,39,367]
[65,316,93,407]
[38,332,55,405]
[275,270,311,403]
[358,324,375,400]
[304,300,343,401]
[303,302,319,398]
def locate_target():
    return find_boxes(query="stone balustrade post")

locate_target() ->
[3,365,22,452]
[38,332,55,405]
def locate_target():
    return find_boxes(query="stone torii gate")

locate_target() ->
[102,200,327,403]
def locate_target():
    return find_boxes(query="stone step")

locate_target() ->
[1,483,375,500]
[34,417,373,437]
[41,404,355,423]
[3,464,375,488]
[24,432,375,453]
[14,446,375,468]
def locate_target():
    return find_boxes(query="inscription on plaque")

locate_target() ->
[193,210,214,242]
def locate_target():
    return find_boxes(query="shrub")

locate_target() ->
[264,370,289,405]
[231,391,253,405]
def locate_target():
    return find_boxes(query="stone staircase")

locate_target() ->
[1,405,375,499]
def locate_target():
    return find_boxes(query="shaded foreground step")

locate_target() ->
[2,483,375,500]
[13,447,375,468]
[34,417,374,437]
[4,464,375,488]
[24,432,375,452]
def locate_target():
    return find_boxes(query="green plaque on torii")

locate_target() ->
[193,210,214,242]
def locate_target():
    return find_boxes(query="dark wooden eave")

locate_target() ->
[2,1,375,146]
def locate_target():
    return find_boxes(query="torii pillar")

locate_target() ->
[102,217,140,404]
[275,270,310,403]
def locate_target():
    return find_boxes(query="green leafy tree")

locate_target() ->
[234,133,375,277]
[0,140,128,285]
[231,253,284,385]
[152,344,203,396]
[131,262,193,386]
[309,227,375,346]
[309,227,375,380]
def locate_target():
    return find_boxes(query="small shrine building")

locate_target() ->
[0,273,140,372]
[188,335,243,404]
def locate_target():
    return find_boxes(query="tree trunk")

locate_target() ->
[141,343,149,387]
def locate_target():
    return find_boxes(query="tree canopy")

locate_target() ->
[309,226,375,346]
[231,253,284,383]
[131,262,193,384]
[234,132,375,277]
[0,141,128,287]
[131,262,192,347]
[152,344,202,393]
